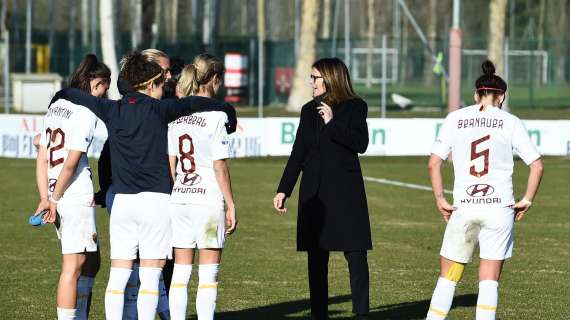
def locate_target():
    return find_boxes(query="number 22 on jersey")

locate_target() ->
[46,128,66,168]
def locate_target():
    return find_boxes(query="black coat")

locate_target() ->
[277,98,372,251]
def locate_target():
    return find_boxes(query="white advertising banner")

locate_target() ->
[1,115,569,159]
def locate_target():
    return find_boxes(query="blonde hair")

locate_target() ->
[141,49,169,64]
[177,53,224,97]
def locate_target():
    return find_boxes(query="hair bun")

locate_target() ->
[481,60,496,76]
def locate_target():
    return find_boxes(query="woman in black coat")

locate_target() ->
[273,58,372,320]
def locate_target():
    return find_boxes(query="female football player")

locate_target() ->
[167,54,237,320]
[50,51,235,320]
[35,54,110,320]
[425,60,544,320]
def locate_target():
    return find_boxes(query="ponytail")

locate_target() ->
[68,54,111,93]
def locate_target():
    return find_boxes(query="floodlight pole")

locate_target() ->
[448,0,462,112]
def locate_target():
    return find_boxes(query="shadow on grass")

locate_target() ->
[214,293,477,320]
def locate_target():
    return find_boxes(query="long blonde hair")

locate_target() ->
[177,53,224,97]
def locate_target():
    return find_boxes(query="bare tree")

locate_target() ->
[322,0,331,38]
[423,0,437,84]
[169,0,178,44]
[487,0,508,76]
[151,0,162,48]
[131,0,142,49]
[548,0,567,82]
[537,0,546,50]
[100,0,120,99]
[81,0,89,48]
[365,0,375,88]
[287,0,320,112]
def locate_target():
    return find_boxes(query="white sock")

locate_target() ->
[75,276,94,320]
[105,267,132,320]
[137,267,162,320]
[169,264,193,320]
[123,263,140,320]
[196,264,219,320]
[426,277,457,320]
[157,272,171,319]
[476,280,499,320]
[57,307,76,320]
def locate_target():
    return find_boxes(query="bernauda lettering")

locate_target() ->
[458,118,503,129]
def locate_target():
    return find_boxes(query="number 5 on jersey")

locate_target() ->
[470,134,490,178]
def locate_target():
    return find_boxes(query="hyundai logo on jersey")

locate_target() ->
[181,173,202,186]
[466,184,495,197]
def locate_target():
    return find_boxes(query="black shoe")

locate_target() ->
[355,315,369,320]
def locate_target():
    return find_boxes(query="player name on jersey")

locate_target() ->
[46,106,74,119]
[170,115,208,127]
[457,117,503,129]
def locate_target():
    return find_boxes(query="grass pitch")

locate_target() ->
[0,156,568,319]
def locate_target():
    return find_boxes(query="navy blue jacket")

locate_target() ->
[51,88,235,195]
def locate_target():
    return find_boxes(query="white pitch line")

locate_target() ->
[363,176,452,194]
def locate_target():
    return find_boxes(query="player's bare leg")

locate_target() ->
[426,256,466,320]
[57,253,86,319]
[476,259,504,320]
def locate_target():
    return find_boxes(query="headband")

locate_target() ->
[133,72,163,89]
[476,86,505,93]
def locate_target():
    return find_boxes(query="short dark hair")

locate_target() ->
[120,51,165,91]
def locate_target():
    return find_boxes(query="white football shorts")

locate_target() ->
[56,198,98,255]
[440,206,515,263]
[110,192,172,260]
[169,203,225,249]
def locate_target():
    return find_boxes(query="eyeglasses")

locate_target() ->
[309,74,323,82]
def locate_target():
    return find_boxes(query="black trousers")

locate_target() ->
[307,249,370,319]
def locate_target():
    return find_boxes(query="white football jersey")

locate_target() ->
[432,104,540,208]
[40,99,98,204]
[168,111,230,206]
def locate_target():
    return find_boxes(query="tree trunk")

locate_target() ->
[81,0,89,47]
[322,0,331,39]
[99,0,120,99]
[423,0,437,84]
[487,0,508,76]
[537,0,545,50]
[203,0,211,46]
[365,0,375,88]
[240,0,248,35]
[151,0,162,48]
[169,0,178,44]
[131,0,142,49]
[287,0,320,112]
[548,0,567,82]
